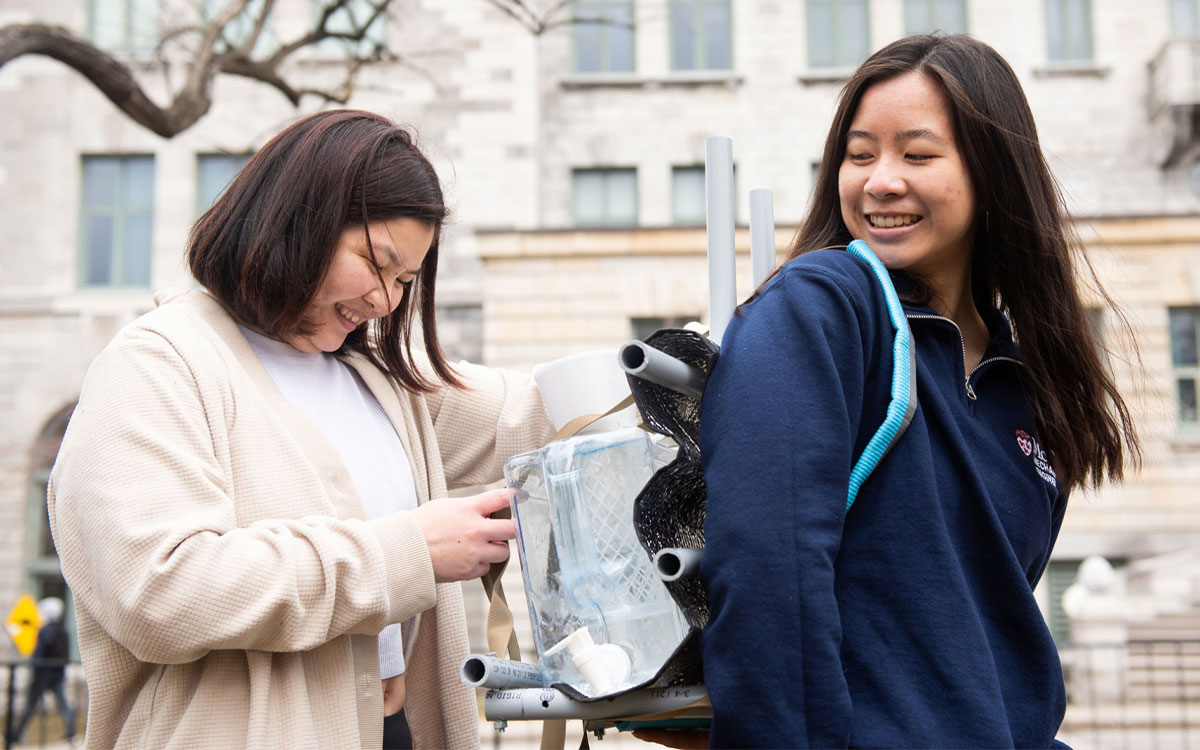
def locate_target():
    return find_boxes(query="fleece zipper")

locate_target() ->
[904,313,1024,401]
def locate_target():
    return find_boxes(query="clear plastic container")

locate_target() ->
[504,427,688,698]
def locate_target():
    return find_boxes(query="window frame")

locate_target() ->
[203,0,276,56]
[1168,306,1200,428]
[78,154,156,289]
[805,0,871,71]
[902,0,967,34]
[1170,0,1199,36]
[1045,0,1094,63]
[571,167,639,228]
[310,0,388,59]
[195,152,253,216]
[88,0,159,55]
[671,163,739,226]
[668,0,734,72]
[571,0,636,74]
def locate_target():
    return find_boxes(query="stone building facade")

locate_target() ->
[0,0,1197,714]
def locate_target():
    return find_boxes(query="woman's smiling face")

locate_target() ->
[287,217,433,353]
[838,71,977,285]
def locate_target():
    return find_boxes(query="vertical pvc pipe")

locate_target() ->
[705,137,737,345]
[750,189,775,289]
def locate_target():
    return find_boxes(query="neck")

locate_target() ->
[923,265,990,372]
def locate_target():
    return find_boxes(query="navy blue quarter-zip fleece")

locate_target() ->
[699,248,1068,749]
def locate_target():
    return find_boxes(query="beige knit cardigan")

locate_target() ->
[48,289,554,749]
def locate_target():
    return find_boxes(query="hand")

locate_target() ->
[631,729,710,748]
[382,674,406,715]
[411,489,516,583]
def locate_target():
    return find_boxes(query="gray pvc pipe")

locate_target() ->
[750,188,775,288]
[483,684,708,721]
[705,136,737,346]
[618,341,706,400]
[653,547,704,582]
[460,653,547,689]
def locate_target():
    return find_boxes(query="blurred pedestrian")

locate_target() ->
[13,596,74,745]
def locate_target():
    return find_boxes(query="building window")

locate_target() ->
[1169,306,1200,425]
[313,0,387,58]
[89,0,158,53]
[806,0,870,70]
[196,153,252,214]
[903,0,966,33]
[573,0,635,73]
[672,166,706,226]
[1173,0,1199,35]
[204,0,275,55]
[1045,0,1093,62]
[81,155,155,288]
[670,0,733,71]
[672,164,738,225]
[572,168,638,227]
[632,315,702,340]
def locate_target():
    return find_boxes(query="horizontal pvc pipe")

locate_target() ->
[460,654,547,690]
[618,341,706,400]
[653,547,704,583]
[484,685,708,721]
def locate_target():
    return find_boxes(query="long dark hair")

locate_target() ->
[188,109,460,392]
[790,33,1138,490]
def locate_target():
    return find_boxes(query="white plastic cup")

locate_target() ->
[532,349,637,436]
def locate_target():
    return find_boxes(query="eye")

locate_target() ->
[905,153,934,163]
[846,152,874,163]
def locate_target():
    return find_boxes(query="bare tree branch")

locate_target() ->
[483,0,576,35]
[0,23,208,137]
[0,0,558,138]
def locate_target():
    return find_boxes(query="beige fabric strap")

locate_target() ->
[538,719,568,750]
[549,394,636,443]
[480,508,521,661]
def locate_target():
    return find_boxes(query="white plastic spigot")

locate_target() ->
[545,627,632,695]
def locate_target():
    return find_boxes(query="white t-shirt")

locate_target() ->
[242,327,418,678]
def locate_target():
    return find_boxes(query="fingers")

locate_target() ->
[474,488,513,516]
[411,492,517,583]
[482,516,517,541]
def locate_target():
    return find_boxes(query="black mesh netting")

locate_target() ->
[553,329,719,702]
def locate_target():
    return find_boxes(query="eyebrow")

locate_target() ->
[846,128,950,145]
[373,244,422,274]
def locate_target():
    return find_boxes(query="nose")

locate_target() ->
[362,284,393,317]
[863,156,906,199]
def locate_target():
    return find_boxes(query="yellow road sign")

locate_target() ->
[5,594,43,657]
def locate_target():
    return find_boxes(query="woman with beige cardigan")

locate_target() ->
[48,110,554,749]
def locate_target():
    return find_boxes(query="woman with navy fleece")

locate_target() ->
[696,34,1140,749]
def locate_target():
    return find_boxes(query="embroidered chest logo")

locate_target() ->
[1015,429,1056,488]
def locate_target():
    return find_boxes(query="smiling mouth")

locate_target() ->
[867,214,922,228]
[335,303,366,326]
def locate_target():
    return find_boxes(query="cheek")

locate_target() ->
[837,173,856,220]
[388,286,406,314]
